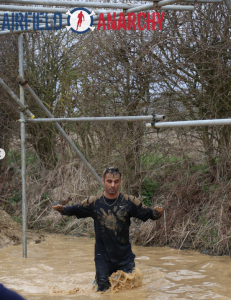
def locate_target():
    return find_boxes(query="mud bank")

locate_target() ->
[0,209,46,249]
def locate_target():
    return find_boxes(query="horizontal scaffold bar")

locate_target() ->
[146,119,231,128]
[0,0,222,5]
[0,5,68,13]
[0,2,196,16]
[134,0,221,2]
[127,0,181,13]
[25,116,155,123]
[0,3,140,12]
[155,5,194,10]
[184,0,222,2]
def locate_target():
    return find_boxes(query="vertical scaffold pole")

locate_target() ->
[18,33,27,258]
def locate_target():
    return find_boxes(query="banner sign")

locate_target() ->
[1,8,165,34]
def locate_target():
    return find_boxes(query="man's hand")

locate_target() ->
[154,206,164,215]
[52,204,64,214]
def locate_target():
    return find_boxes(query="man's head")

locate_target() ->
[102,167,121,197]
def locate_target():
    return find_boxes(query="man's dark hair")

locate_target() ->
[103,167,121,179]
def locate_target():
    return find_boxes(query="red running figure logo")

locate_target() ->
[66,8,95,34]
[76,11,85,30]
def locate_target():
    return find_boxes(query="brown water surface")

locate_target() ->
[0,235,231,299]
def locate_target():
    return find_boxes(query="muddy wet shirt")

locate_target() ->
[63,192,161,265]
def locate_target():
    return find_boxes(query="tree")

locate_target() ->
[144,4,231,180]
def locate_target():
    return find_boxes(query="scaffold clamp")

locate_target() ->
[18,119,27,123]
[146,113,166,129]
[19,105,29,113]
[18,78,28,86]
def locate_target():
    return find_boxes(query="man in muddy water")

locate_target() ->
[52,167,164,292]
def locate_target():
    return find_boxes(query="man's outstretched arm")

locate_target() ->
[52,197,93,219]
[130,196,164,221]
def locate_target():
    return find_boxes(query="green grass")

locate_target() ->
[199,216,207,225]
[190,164,208,174]
[142,153,182,168]
[141,179,159,206]
[142,154,211,177]
[11,216,22,224]
[7,149,38,167]
[10,191,21,203]
[55,221,66,228]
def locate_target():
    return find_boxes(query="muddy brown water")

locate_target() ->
[1,235,231,299]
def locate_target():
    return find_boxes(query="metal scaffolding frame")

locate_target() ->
[0,0,230,258]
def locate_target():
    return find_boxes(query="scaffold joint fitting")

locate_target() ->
[18,79,28,86]
[18,119,27,123]
[19,105,29,112]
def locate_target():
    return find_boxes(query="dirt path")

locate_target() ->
[0,209,46,249]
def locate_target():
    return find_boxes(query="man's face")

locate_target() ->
[102,172,121,196]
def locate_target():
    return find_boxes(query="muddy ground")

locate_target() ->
[0,209,46,249]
